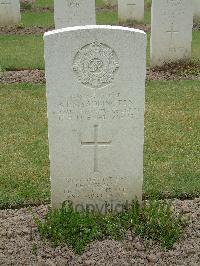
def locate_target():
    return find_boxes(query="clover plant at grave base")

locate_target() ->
[34,200,186,254]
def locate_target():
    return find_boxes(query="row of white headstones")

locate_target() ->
[1,0,200,67]
[107,0,200,19]
[1,0,199,212]
[2,0,200,24]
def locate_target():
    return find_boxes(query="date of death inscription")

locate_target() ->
[52,92,143,121]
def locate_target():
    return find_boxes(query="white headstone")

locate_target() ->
[0,0,21,26]
[44,25,146,213]
[103,0,117,6]
[150,0,193,67]
[118,0,144,23]
[193,0,200,18]
[54,0,96,29]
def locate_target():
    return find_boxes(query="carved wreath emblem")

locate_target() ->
[73,42,119,89]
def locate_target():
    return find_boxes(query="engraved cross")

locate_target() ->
[166,24,179,41]
[81,125,112,173]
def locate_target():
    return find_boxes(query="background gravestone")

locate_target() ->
[0,0,21,26]
[150,0,193,66]
[193,0,200,18]
[118,0,144,23]
[44,25,146,212]
[54,0,96,29]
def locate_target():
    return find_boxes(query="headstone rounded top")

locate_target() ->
[44,25,146,37]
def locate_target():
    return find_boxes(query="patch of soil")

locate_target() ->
[1,62,199,85]
[96,5,117,13]
[0,26,53,35]
[0,198,199,265]
[21,4,117,13]
[22,6,54,13]
[1,24,199,35]
[193,22,200,31]
[21,5,117,13]
[147,62,200,81]
[1,18,199,36]
[0,70,45,84]
[0,24,150,35]
[122,23,150,33]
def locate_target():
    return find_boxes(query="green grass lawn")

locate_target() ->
[21,10,118,28]
[97,9,151,25]
[191,31,200,61]
[0,0,199,209]
[0,0,153,71]
[22,12,54,27]
[0,36,44,70]
[0,84,49,208]
[34,0,53,8]
[0,32,199,71]
[33,0,152,9]
[21,8,151,27]
[0,81,199,209]
[21,10,119,28]
[144,80,200,198]
[21,0,152,28]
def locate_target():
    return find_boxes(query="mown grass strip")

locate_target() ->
[0,81,199,209]
[0,32,200,71]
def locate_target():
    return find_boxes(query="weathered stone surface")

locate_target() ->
[54,0,96,29]
[44,25,146,212]
[0,0,21,26]
[150,0,193,66]
[118,0,144,23]
[193,0,200,18]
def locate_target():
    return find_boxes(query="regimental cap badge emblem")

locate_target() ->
[73,41,119,89]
